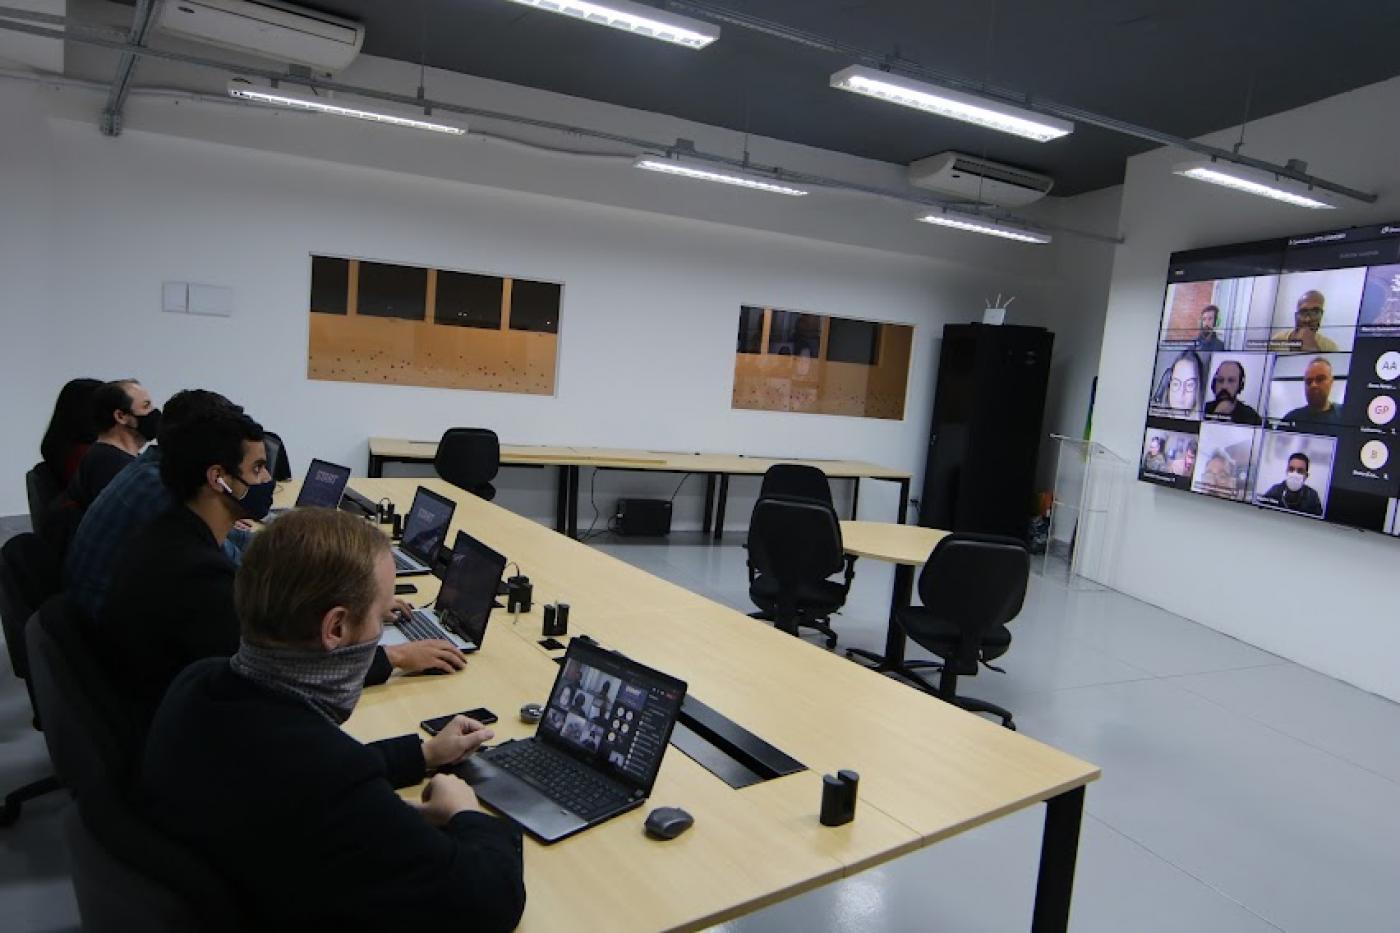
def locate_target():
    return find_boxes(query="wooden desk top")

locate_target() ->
[284,479,1096,931]
[368,437,911,480]
[840,521,949,565]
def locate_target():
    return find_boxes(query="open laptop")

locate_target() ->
[457,638,687,844]
[391,486,456,576]
[267,458,351,519]
[381,530,507,654]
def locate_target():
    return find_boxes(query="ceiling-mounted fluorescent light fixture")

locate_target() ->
[501,0,719,49]
[830,65,1072,143]
[1172,158,1337,209]
[917,209,1052,244]
[226,80,466,135]
[634,156,809,196]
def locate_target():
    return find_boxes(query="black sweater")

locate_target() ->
[140,659,526,932]
[100,506,392,721]
[66,441,135,509]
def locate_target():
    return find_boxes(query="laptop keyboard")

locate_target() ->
[393,550,423,572]
[398,610,453,643]
[488,741,634,820]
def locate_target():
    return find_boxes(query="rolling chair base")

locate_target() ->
[885,660,1016,731]
[748,611,839,649]
[1,773,63,827]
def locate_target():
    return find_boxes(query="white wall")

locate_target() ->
[1091,75,1400,702]
[0,76,1074,527]
[1035,185,1124,488]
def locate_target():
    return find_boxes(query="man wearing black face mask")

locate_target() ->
[99,402,279,724]
[64,379,160,509]
[100,400,465,725]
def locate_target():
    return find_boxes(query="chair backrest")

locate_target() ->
[26,596,141,796]
[27,462,62,542]
[759,463,833,507]
[66,782,249,933]
[261,431,292,483]
[0,533,60,681]
[747,497,845,597]
[917,533,1029,663]
[435,428,501,495]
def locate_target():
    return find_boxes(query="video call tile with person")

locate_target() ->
[1192,423,1257,501]
[1252,430,1337,519]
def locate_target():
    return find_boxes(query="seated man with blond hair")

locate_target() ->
[139,509,526,931]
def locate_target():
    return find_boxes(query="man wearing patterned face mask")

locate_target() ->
[1259,452,1324,516]
[140,510,526,932]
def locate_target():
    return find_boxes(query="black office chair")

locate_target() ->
[27,599,247,932]
[435,428,500,501]
[746,496,855,648]
[26,462,62,544]
[893,533,1029,730]
[262,431,292,482]
[0,533,63,826]
[758,463,834,507]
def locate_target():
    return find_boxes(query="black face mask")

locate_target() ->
[129,408,162,442]
[219,473,276,521]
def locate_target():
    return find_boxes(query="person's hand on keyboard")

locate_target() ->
[423,715,495,769]
[384,639,468,674]
[417,773,481,826]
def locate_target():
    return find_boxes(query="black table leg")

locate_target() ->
[897,477,910,525]
[567,466,580,539]
[554,466,569,534]
[846,561,914,672]
[712,473,729,541]
[1031,786,1085,933]
[702,475,716,535]
[850,478,861,520]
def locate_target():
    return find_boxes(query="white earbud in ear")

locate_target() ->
[216,477,233,495]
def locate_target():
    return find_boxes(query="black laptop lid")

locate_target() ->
[438,530,507,647]
[294,459,351,508]
[537,640,687,796]
[401,487,456,563]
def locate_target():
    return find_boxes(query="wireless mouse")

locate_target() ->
[644,806,693,840]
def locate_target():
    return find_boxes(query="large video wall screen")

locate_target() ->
[1141,222,1400,537]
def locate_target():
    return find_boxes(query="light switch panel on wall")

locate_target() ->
[162,281,188,314]
[162,282,232,317]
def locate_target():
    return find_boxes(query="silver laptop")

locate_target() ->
[457,638,687,844]
[391,486,456,577]
[381,530,507,653]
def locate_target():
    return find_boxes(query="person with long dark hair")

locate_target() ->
[39,378,101,486]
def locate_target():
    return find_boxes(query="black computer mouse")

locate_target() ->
[644,806,694,840]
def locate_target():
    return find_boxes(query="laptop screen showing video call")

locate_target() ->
[401,488,454,561]
[294,459,350,508]
[437,531,507,644]
[538,645,685,792]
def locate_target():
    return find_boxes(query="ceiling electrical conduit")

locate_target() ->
[669,0,1377,205]
[0,12,1119,243]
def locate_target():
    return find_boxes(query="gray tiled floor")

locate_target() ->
[3,527,1398,932]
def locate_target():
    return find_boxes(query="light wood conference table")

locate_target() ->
[308,478,1097,932]
[366,437,913,540]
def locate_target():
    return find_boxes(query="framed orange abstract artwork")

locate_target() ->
[307,255,561,395]
[732,305,912,419]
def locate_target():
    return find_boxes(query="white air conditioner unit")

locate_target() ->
[907,151,1054,207]
[157,0,365,73]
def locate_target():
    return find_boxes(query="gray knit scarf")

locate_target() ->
[229,638,380,725]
